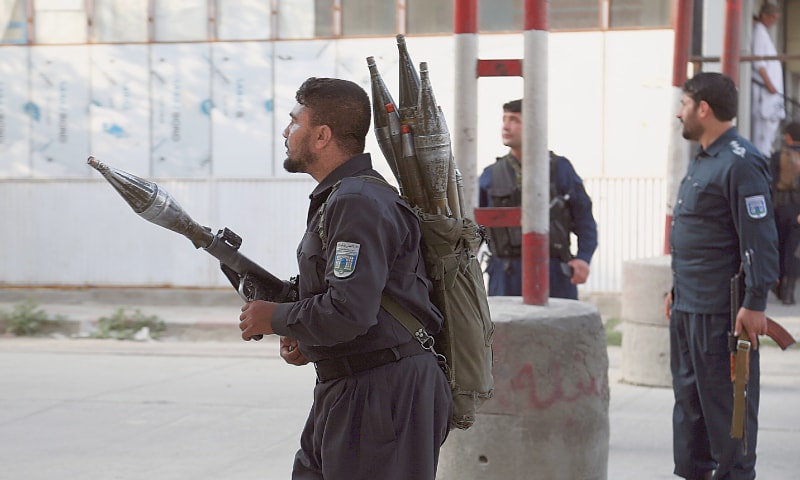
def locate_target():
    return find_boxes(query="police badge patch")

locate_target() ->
[745,195,768,219]
[333,241,360,278]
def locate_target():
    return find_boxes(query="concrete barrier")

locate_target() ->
[620,255,672,387]
[437,297,609,480]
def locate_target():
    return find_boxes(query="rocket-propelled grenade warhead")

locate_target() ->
[399,124,429,212]
[396,34,420,125]
[87,156,214,249]
[366,56,401,184]
[413,62,452,216]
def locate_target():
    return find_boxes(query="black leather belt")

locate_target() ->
[314,340,427,383]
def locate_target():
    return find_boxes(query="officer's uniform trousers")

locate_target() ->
[670,310,760,480]
[774,201,800,278]
[291,354,451,480]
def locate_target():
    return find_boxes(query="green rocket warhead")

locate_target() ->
[413,62,452,217]
[367,56,402,187]
[396,34,420,126]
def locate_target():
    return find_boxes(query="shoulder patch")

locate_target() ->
[729,140,746,158]
[745,195,768,219]
[333,241,360,278]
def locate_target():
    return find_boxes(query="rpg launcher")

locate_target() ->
[87,156,298,335]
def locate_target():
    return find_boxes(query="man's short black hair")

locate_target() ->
[503,99,522,113]
[681,72,738,121]
[785,121,800,142]
[295,77,371,155]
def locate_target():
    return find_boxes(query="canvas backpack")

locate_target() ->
[321,176,494,430]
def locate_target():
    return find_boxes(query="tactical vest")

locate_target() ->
[486,155,522,258]
[486,153,572,260]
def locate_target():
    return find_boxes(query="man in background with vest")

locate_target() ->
[769,121,800,304]
[478,99,598,299]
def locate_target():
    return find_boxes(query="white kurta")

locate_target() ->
[751,20,785,156]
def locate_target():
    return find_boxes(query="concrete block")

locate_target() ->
[620,255,672,387]
[621,321,671,387]
[621,255,672,327]
[437,297,609,480]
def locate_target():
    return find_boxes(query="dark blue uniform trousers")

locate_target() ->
[486,256,578,299]
[291,353,451,480]
[670,310,760,480]
[774,203,800,278]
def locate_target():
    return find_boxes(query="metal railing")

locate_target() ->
[581,177,667,294]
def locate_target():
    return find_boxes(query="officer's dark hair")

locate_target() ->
[682,72,738,122]
[785,121,800,142]
[503,99,522,113]
[295,77,371,155]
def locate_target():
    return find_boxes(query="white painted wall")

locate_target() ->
[0,30,676,293]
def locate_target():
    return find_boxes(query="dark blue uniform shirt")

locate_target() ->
[670,127,779,314]
[272,153,443,362]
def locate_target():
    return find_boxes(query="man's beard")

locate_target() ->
[283,156,305,173]
[681,124,700,141]
[283,137,315,173]
[680,107,701,141]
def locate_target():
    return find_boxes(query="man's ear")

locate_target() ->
[697,100,712,119]
[314,124,333,149]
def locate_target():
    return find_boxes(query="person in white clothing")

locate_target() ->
[751,2,785,157]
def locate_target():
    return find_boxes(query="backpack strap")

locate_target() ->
[381,293,447,371]
[380,293,430,346]
[317,175,398,251]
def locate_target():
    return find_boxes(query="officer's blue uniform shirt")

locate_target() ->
[478,154,597,265]
[670,127,779,314]
[271,153,443,362]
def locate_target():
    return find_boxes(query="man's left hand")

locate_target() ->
[239,300,277,341]
[735,307,768,350]
[568,258,590,285]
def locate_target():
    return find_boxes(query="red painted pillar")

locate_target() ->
[453,0,480,217]
[664,0,694,254]
[721,0,742,84]
[521,0,548,306]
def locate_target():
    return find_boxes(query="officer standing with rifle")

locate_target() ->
[666,72,779,480]
[478,99,598,299]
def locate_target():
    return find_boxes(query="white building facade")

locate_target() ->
[1,0,794,295]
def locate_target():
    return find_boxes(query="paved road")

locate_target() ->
[1,337,799,479]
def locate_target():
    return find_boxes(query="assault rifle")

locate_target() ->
[87,156,298,338]
[729,256,796,451]
[550,193,574,278]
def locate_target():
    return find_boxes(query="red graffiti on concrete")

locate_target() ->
[495,360,606,410]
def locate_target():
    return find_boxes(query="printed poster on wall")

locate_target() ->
[210,41,273,178]
[0,46,31,177]
[150,42,211,178]
[29,45,91,177]
[89,44,150,175]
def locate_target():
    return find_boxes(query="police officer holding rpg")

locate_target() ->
[768,121,800,304]
[478,99,598,299]
[666,72,779,480]
[237,77,452,479]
